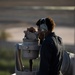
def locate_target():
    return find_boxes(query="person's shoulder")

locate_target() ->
[57,36,63,44]
[57,36,62,40]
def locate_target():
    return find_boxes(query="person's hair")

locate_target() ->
[36,17,56,32]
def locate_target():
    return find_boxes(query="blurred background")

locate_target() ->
[0,0,75,75]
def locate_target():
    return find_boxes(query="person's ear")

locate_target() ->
[36,19,41,26]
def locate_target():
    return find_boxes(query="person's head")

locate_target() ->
[36,17,56,33]
[36,17,56,40]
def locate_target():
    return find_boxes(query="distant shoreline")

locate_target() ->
[0,6,75,10]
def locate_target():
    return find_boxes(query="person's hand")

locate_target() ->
[38,32,44,40]
[25,27,38,40]
[27,27,36,33]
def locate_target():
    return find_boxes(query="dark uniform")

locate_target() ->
[38,32,63,75]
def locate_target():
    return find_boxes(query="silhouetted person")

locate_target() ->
[36,17,63,75]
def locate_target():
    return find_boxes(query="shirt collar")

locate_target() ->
[45,32,56,39]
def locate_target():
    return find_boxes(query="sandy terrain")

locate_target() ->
[6,26,74,45]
